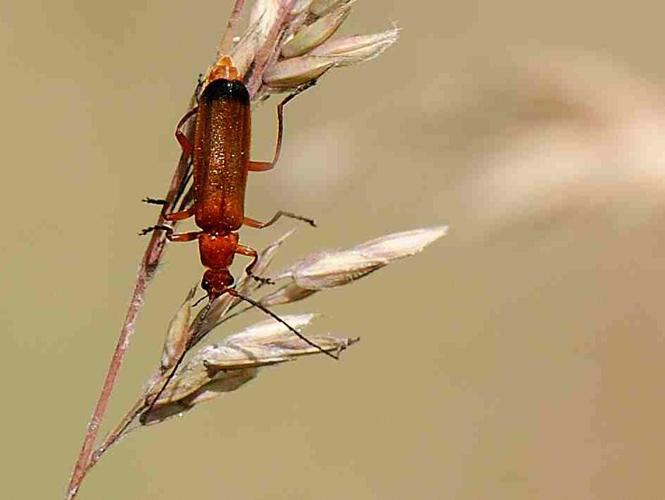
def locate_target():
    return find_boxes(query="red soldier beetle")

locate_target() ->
[142,56,335,358]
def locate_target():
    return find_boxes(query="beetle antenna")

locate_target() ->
[192,294,208,308]
[140,300,213,423]
[228,289,339,360]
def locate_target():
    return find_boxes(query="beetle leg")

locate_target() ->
[142,197,167,205]
[243,210,316,229]
[167,230,201,242]
[163,206,196,222]
[194,73,204,103]
[247,161,273,172]
[139,224,200,242]
[175,106,198,157]
[236,244,275,285]
[248,80,317,173]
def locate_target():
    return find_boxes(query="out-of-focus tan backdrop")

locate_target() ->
[3,1,665,498]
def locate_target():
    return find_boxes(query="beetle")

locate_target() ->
[143,56,314,297]
[142,56,333,357]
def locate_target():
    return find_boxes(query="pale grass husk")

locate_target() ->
[259,226,449,305]
[234,0,399,94]
[144,225,446,424]
[142,315,358,424]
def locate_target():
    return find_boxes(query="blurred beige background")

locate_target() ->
[3,1,665,498]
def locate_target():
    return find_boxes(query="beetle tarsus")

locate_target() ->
[139,224,171,236]
[142,197,167,205]
[291,213,316,227]
[248,272,275,286]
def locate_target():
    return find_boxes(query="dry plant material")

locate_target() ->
[65,2,436,499]
[143,314,358,424]
[260,226,449,305]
